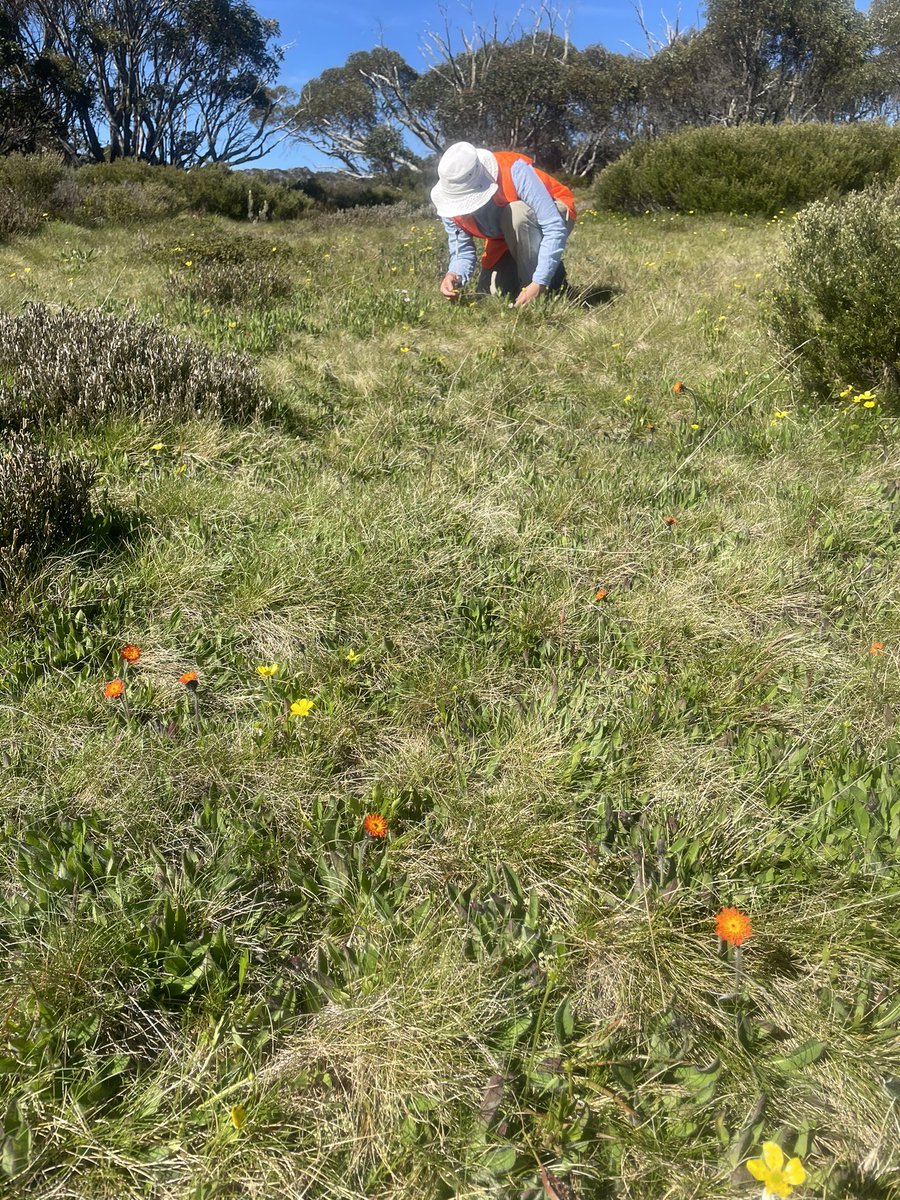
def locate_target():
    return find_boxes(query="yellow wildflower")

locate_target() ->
[344,649,361,663]
[256,664,279,678]
[230,1104,247,1130]
[839,385,854,398]
[746,1142,806,1198]
[290,698,314,718]
[150,442,165,452]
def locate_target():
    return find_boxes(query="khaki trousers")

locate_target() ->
[476,199,574,297]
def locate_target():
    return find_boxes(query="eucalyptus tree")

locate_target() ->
[2,0,286,164]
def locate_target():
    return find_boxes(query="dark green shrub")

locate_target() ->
[176,164,309,221]
[595,123,900,214]
[75,161,311,223]
[0,433,95,584]
[769,183,900,400]
[299,176,402,211]
[0,152,75,243]
[0,303,270,428]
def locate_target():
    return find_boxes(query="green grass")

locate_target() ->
[0,203,898,1200]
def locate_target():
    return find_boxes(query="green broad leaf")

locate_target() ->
[499,863,525,907]
[237,947,250,990]
[554,999,575,1043]
[772,1039,827,1072]
[484,1143,518,1175]
[1,1126,31,1177]
[496,1014,533,1052]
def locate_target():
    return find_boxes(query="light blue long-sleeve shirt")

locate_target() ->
[441,158,570,287]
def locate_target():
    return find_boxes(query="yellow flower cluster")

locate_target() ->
[840,385,877,408]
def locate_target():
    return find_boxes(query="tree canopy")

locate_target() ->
[0,0,894,175]
[0,0,286,165]
[284,0,886,178]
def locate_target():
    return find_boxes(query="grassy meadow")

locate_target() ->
[0,199,898,1199]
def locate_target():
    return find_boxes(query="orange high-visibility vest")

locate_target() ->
[451,151,576,272]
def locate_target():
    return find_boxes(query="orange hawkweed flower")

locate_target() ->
[363,813,388,839]
[594,587,608,602]
[179,670,199,688]
[664,515,678,526]
[869,641,885,656]
[716,907,752,947]
[673,380,685,394]
[120,644,141,664]
[104,679,125,699]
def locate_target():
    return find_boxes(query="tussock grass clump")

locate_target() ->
[596,122,900,214]
[770,183,900,400]
[0,432,94,584]
[0,303,270,428]
[167,257,296,310]
[150,230,293,266]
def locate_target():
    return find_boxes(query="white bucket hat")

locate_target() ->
[430,142,499,218]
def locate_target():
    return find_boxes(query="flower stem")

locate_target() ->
[733,944,744,990]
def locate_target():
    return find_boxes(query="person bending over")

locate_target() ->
[431,141,576,308]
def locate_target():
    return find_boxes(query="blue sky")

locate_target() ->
[259,0,869,169]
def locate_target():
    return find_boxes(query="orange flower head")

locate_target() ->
[664,515,678,526]
[179,670,199,688]
[673,380,685,394]
[594,587,608,602]
[363,813,388,839]
[869,641,885,656]
[716,906,752,947]
[104,679,125,699]
[120,643,141,664]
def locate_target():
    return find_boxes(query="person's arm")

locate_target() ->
[511,160,569,292]
[442,217,477,288]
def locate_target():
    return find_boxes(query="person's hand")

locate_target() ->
[514,281,544,308]
[440,272,462,300]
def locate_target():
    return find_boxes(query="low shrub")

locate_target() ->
[768,182,900,400]
[0,152,75,243]
[0,303,270,428]
[173,164,310,221]
[0,433,95,584]
[595,123,900,214]
[76,178,183,224]
[74,161,311,223]
[166,257,296,309]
